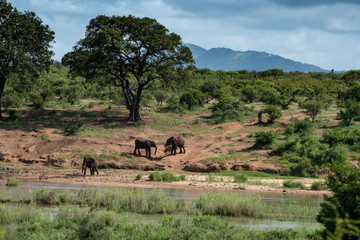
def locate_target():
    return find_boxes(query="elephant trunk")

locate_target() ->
[154,146,157,155]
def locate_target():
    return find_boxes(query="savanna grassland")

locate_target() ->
[1,64,360,239]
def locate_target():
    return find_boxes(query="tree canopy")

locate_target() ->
[0,2,54,119]
[62,15,193,121]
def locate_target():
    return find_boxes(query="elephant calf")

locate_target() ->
[82,156,99,176]
[165,135,185,155]
[134,138,157,158]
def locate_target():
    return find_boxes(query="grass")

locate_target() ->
[3,187,321,222]
[6,176,19,187]
[0,203,322,240]
[148,172,185,182]
[201,152,245,164]
[283,180,306,189]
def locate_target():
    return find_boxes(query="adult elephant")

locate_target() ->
[134,138,157,158]
[82,156,99,176]
[165,135,185,155]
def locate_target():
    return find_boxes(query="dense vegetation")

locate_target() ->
[2,2,360,239]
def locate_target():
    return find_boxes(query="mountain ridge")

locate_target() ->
[185,43,327,73]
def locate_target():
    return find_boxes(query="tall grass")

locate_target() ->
[7,188,320,221]
[32,188,184,214]
[194,193,319,220]
[195,193,266,217]
[0,203,321,240]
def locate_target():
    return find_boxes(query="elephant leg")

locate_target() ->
[83,167,86,176]
[134,147,137,155]
[182,146,186,153]
[95,168,99,175]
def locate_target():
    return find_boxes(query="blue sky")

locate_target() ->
[9,0,360,71]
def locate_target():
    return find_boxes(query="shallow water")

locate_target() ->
[0,181,324,230]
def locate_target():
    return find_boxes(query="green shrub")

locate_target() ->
[135,174,142,180]
[2,94,21,110]
[153,90,168,106]
[6,176,19,187]
[29,92,45,109]
[285,118,313,137]
[148,172,180,182]
[255,131,276,147]
[299,99,324,122]
[263,105,282,123]
[311,181,326,191]
[63,117,83,135]
[282,180,305,189]
[234,175,248,183]
[337,98,360,125]
[317,163,360,239]
[211,94,254,123]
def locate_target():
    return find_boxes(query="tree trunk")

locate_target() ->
[127,87,143,122]
[0,75,6,120]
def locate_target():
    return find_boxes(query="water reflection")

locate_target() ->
[0,180,323,206]
[0,180,324,230]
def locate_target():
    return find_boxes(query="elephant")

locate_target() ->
[82,156,99,176]
[134,138,157,158]
[165,135,185,155]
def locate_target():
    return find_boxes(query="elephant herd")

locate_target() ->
[82,135,185,176]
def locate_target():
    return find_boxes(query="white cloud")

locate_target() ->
[10,0,360,70]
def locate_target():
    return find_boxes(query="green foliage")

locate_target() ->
[211,93,254,123]
[200,80,220,102]
[337,98,360,125]
[255,131,276,147]
[346,84,360,101]
[241,85,258,103]
[62,15,193,121]
[311,181,326,191]
[322,125,360,151]
[165,94,183,112]
[153,90,168,106]
[233,174,248,183]
[263,105,282,123]
[282,180,305,189]
[317,163,360,239]
[195,193,266,217]
[299,99,324,122]
[148,172,182,182]
[0,1,55,119]
[63,117,84,135]
[135,174,142,180]
[2,94,21,110]
[6,176,19,187]
[284,117,313,137]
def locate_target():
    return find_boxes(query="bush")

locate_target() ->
[63,117,83,135]
[337,98,360,125]
[263,105,282,123]
[135,174,142,180]
[311,181,326,191]
[317,163,360,239]
[2,94,21,110]
[29,92,45,109]
[255,131,276,147]
[233,175,248,183]
[148,172,180,182]
[285,118,313,137]
[282,180,305,189]
[211,94,254,123]
[6,176,19,187]
[299,99,324,122]
[153,90,168,106]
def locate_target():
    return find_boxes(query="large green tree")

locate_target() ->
[0,2,54,119]
[62,15,193,121]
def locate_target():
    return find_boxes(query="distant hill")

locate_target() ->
[185,43,327,73]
